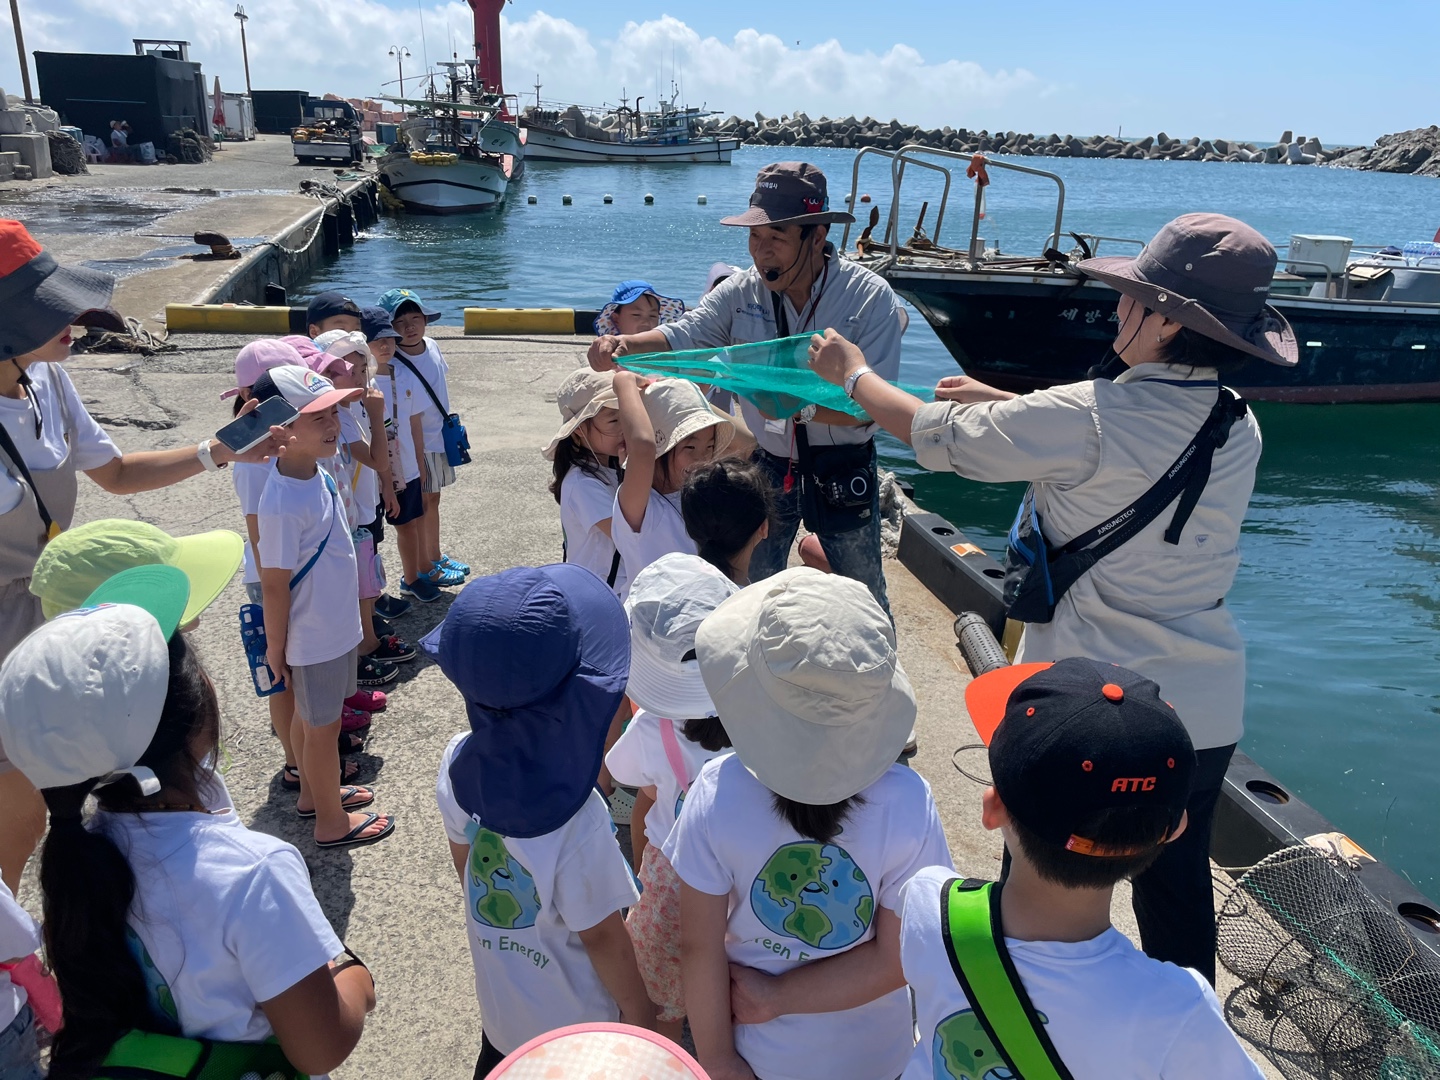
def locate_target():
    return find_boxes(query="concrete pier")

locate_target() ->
[1,135,376,328]
[40,328,1280,1077]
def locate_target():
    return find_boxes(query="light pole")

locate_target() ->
[388,45,410,116]
[8,0,33,102]
[234,5,252,95]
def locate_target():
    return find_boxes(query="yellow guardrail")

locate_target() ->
[165,305,299,334]
[463,308,597,335]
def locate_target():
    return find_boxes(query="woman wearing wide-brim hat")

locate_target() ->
[809,212,1298,985]
[0,219,286,891]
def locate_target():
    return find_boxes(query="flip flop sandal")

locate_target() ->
[315,812,396,849]
[339,730,366,754]
[297,785,375,819]
[281,760,361,790]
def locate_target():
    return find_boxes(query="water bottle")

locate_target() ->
[1401,240,1440,267]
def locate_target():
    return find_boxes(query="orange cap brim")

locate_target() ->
[964,662,1054,745]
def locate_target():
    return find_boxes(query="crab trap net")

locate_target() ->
[1217,845,1440,1079]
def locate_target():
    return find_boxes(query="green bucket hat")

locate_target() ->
[31,519,243,625]
[83,564,191,641]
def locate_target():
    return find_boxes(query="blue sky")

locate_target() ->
[5,0,1436,144]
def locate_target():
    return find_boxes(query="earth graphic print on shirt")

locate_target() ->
[749,842,875,950]
[467,827,542,929]
[933,1008,1049,1080]
[128,928,180,1033]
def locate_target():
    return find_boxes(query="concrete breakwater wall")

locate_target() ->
[684,113,1359,166]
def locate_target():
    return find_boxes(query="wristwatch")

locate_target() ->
[798,403,818,423]
[196,438,226,472]
[844,366,876,399]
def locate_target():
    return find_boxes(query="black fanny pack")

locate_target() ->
[795,423,877,535]
[1004,382,1248,624]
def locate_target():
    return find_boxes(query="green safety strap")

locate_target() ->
[98,1029,303,1080]
[941,878,1074,1080]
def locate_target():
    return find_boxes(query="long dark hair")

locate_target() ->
[42,634,220,1080]
[681,458,775,583]
[770,792,866,846]
[549,432,614,504]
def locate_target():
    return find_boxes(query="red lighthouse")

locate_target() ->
[468,0,506,97]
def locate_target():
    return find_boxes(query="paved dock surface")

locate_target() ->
[0,136,367,326]
[31,328,1281,1078]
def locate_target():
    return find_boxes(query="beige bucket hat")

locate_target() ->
[543,368,619,460]
[642,378,735,459]
[696,567,915,804]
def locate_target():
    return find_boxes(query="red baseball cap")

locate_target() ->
[966,657,1196,857]
[0,220,124,360]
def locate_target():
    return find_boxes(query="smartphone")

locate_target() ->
[216,397,299,454]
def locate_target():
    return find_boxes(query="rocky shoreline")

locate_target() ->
[682,114,1440,176]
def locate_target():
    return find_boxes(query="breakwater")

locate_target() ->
[693,113,1355,165]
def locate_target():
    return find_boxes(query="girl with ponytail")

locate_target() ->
[680,457,774,586]
[0,567,374,1078]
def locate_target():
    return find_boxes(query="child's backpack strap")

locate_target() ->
[289,471,339,592]
[940,878,1074,1080]
[659,718,690,794]
[97,1029,303,1080]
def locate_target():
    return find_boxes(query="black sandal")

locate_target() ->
[281,760,360,789]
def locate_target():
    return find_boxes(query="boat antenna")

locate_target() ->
[534,74,541,111]
[417,0,430,82]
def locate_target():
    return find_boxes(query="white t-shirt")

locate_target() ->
[233,461,269,585]
[610,489,692,601]
[338,400,379,527]
[559,465,625,596]
[92,797,343,1042]
[0,362,119,515]
[393,337,450,454]
[899,866,1265,1080]
[376,369,421,484]
[257,462,362,667]
[665,757,953,1080]
[435,733,642,1055]
[605,708,731,851]
[0,877,40,1030]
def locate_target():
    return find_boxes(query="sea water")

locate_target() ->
[306,146,1440,896]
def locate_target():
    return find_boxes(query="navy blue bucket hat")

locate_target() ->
[421,564,630,838]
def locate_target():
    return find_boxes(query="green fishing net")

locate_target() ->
[617,335,934,420]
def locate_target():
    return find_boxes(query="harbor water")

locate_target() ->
[305,146,1440,897]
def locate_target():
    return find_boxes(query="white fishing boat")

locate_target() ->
[519,84,739,165]
[377,61,524,214]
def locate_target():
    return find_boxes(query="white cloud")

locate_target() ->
[506,14,1044,126]
[2,3,1047,127]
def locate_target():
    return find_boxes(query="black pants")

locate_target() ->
[1129,743,1235,987]
[473,1033,507,1079]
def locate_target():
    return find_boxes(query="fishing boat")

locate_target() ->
[843,147,1440,403]
[377,60,524,214]
[519,83,739,165]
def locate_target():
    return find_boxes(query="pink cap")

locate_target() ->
[262,365,362,414]
[221,340,305,400]
[490,1023,710,1078]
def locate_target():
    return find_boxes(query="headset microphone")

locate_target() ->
[764,268,780,282]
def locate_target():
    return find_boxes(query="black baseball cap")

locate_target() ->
[305,290,362,326]
[719,162,855,229]
[360,305,402,343]
[966,657,1196,857]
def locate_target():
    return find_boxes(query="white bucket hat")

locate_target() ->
[625,553,738,719]
[543,369,619,460]
[0,603,172,794]
[642,378,735,459]
[696,567,915,804]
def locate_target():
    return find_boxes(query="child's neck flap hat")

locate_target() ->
[377,288,441,323]
[0,565,191,796]
[420,564,631,837]
[625,553,737,719]
[543,368,618,460]
[491,1023,710,1079]
[642,378,735,459]
[0,219,125,360]
[965,657,1197,857]
[594,280,685,337]
[696,566,915,805]
[221,339,305,400]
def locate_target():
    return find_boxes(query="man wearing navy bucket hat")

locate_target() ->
[588,163,906,618]
[427,565,655,1075]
